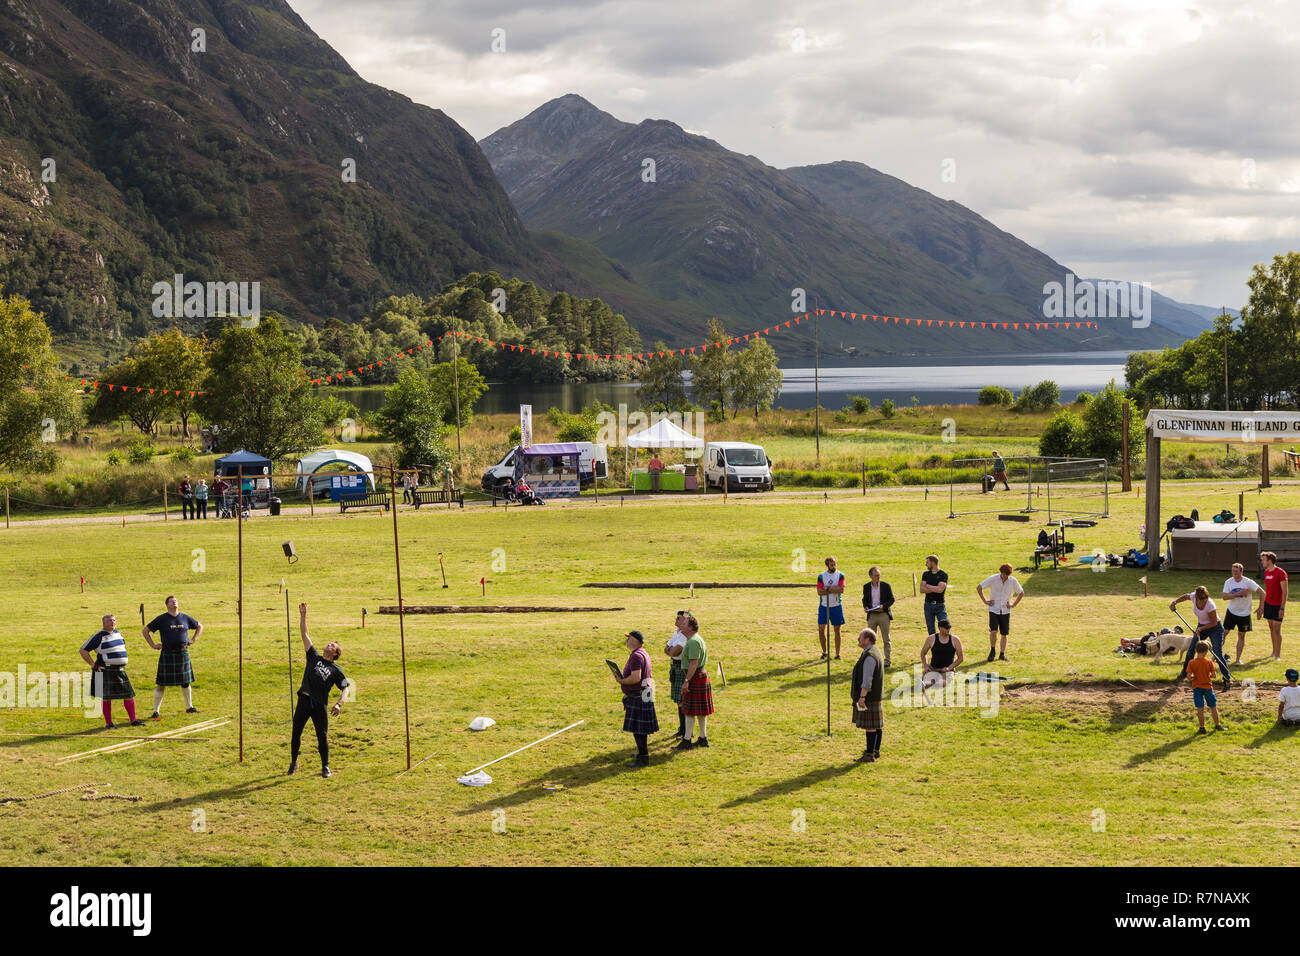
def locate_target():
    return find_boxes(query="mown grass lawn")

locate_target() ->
[1,479,1297,865]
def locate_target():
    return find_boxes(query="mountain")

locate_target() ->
[482,95,1202,360]
[0,0,564,350]
[786,160,1220,342]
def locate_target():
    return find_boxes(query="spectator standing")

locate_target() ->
[862,566,895,667]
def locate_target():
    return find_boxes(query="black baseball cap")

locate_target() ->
[625,630,645,644]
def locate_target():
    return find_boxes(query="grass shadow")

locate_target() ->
[1125,731,1202,767]
[135,775,290,812]
[721,761,861,808]
[1103,684,1182,731]
[727,659,830,686]
[1245,722,1298,750]
[455,747,645,815]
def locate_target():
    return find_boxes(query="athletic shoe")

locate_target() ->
[321,766,331,778]
[834,655,841,660]
[857,751,875,763]
[103,722,115,730]
[998,653,1008,662]
[1214,724,1226,731]
[626,755,649,768]
[1196,727,1207,735]
[129,719,145,727]
[696,737,710,748]
[185,707,199,714]
[150,712,160,720]
[820,653,828,661]
[872,751,881,760]
[987,649,996,662]
[287,760,297,776]
[675,739,694,751]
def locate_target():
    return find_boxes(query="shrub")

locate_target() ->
[1074,391,1090,404]
[1039,410,1087,457]
[106,451,123,467]
[880,399,896,418]
[978,386,1014,406]
[1013,380,1061,412]
[508,425,521,444]
[864,469,901,487]
[126,438,155,465]
[849,395,871,414]
[172,446,196,463]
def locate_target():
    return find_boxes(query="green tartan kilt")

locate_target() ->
[852,700,884,731]
[95,666,135,700]
[156,645,194,687]
[669,657,686,703]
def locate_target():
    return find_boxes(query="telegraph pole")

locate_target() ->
[813,294,820,463]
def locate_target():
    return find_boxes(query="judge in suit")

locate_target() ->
[862,566,895,667]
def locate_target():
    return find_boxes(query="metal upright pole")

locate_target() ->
[388,466,412,769]
[237,465,243,763]
[452,326,462,460]
[813,296,820,463]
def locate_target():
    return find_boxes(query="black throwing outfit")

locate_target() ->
[291,645,349,768]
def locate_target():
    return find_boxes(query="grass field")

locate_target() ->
[1,478,1298,866]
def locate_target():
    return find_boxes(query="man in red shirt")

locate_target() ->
[1257,551,1288,661]
[648,454,664,493]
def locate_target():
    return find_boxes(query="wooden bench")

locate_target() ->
[339,491,391,513]
[412,488,464,509]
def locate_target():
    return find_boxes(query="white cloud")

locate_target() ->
[289,0,1300,307]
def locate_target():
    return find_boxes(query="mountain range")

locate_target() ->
[481,94,1225,361]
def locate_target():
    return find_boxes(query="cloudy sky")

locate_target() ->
[293,0,1300,308]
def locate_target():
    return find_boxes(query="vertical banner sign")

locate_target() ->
[520,404,533,450]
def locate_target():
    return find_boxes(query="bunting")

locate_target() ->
[34,308,1094,395]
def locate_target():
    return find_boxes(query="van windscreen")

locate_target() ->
[724,448,765,466]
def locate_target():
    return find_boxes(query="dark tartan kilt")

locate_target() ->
[95,666,135,700]
[669,657,686,703]
[622,694,659,735]
[156,645,194,686]
[681,673,714,716]
[852,700,884,731]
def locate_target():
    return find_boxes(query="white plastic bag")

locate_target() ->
[457,771,492,786]
[469,716,496,732]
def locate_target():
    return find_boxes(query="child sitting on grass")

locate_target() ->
[1187,640,1225,734]
[1278,668,1300,727]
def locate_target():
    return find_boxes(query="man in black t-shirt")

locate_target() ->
[920,554,949,638]
[289,602,350,778]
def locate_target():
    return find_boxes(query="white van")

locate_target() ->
[481,442,608,492]
[702,441,774,492]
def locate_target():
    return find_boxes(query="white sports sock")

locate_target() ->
[697,715,708,738]
[152,687,164,714]
[181,685,193,709]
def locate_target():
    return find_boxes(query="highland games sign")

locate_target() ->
[1145,409,1300,443]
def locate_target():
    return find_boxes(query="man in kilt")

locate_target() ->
[142,596,203,719]
[614,630,658,767]
[852,628,885,763]
[677,614,713,750]
[79,613,145,728]
[664,610,689,739]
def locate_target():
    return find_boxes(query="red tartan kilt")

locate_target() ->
[681,673,714,716]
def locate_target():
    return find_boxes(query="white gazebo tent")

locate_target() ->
[295,449,376,492]
[625,417,704,490]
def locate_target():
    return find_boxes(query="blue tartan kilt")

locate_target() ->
[669,657,686,703]
[156,645,194,687]
[94,666,135,700]
[622,694,659,735]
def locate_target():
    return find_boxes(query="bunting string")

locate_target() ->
[26,308,1095,393]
